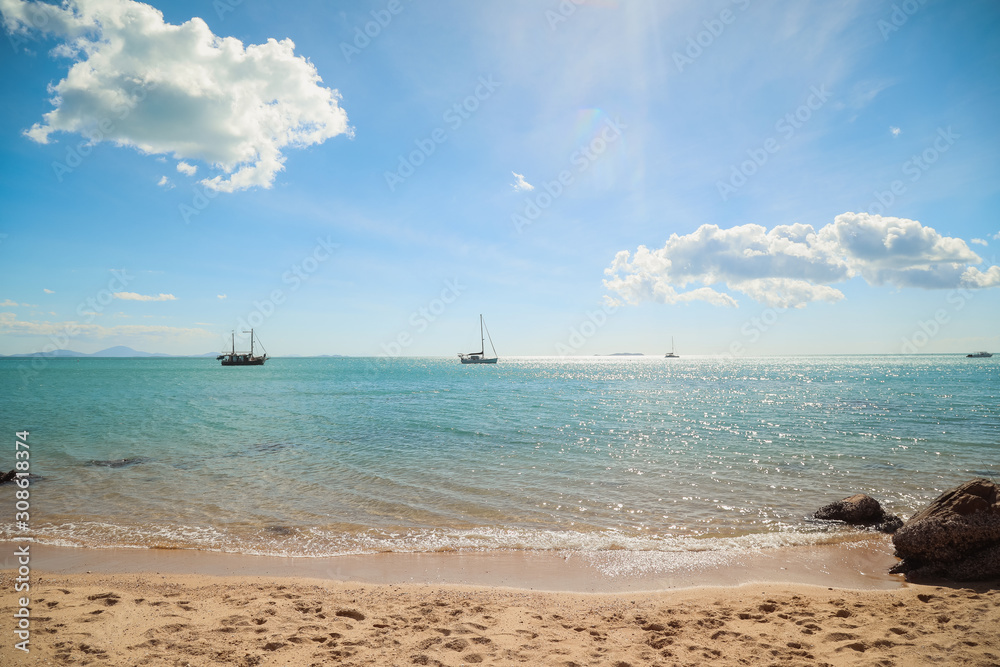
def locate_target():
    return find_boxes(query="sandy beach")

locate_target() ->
[3,543,998,666]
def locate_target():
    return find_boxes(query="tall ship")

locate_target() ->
[218,329,267,366]
[458,315,498,364]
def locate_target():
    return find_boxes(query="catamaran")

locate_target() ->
[664,337,679,358]
[217,329,268,366]
[459,315,498,364]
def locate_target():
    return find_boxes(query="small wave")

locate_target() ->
[5,521,869,560]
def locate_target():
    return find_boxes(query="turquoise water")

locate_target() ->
[1,355,996,557]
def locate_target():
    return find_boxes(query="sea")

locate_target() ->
[1,355,996,561]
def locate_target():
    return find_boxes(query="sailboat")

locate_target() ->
[458,315,498,364]
[664,337,679,358]
[217,329,268,366]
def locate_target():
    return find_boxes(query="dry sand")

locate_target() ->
[2,542,998,666]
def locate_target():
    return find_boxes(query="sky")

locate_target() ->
[0,0,998,357]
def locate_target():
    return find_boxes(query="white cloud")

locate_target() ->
[157,175,173,189]
[0,312,209,339]
[43,288,54,294]
[890,126,901,137]
[113,292,177,302]
[971,238,988,246]
[511,171,534,192]
[176,161,197,176]
[992,231,1000,240]
[217,294,227,300]
[3,0,352,192]
[0,299,19,307]
[605,213,1000,309]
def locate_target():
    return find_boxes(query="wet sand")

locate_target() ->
[2,540,998,665]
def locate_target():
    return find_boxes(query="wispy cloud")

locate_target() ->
[113,292,177,302]
[605,213,1000,309]
[0,312,209,339]
[0,299,19,307]
[890,126,901,137]
[216,294,227,300]
[43,288,54,294]
[971,238,988,246]
[511,171,534,192]
[4,0,352,192]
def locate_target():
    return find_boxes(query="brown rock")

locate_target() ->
[813,493,902,533]
[890,478,1000,581]
[0,470,16,485]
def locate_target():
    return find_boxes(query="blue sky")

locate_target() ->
[1,0,998,356]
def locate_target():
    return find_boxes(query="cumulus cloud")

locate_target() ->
[176,161,197,176]
[216,294,227,300]
[890,126,901,137]
[113,292,177,301]
[604,213,1000,309]
[511,171,534,192]
[157,175,173,189]
[2,0,351,192]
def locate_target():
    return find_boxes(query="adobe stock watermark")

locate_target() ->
[51,82,156,183]
[545,0,588,31]
[900,287,977,354]
[723,305,786,360]
[17,269,134,385]
[673,0,752,73]
[4,0,59,52]
[555,301,618,355]
[512,116,626,233]
[214,0,245,20]
[865,127,959,216]
[384,75,501,192]
[379,279,466,357]
[717,84,831,202]
[236,236,339,331]
[340,0,410,62]
[877,0,928,41]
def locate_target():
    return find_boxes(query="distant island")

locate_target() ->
[1,346,217,358]
[600,353,645,356]
[0,347,351,358]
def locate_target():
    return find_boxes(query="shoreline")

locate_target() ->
[3,541,999,665]
[4,538,905,593]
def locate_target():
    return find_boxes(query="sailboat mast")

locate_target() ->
[480,315,485,354]
[250,329,254,356]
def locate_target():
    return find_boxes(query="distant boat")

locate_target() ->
[217,329,267,366]
[664,337,679,359]
[966,351,993,358]
[459,315,498,364]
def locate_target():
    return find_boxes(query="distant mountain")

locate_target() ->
[3,347,218,358]
[92,346,171,358]
[5,349,88,358]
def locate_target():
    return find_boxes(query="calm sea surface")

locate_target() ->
[1,356,996,557]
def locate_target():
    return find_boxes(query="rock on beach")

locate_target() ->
[813,493,903,533]
[890,478,1000,581]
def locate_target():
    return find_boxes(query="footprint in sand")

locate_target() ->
[87,592,121,606]
[335,609,366,621]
